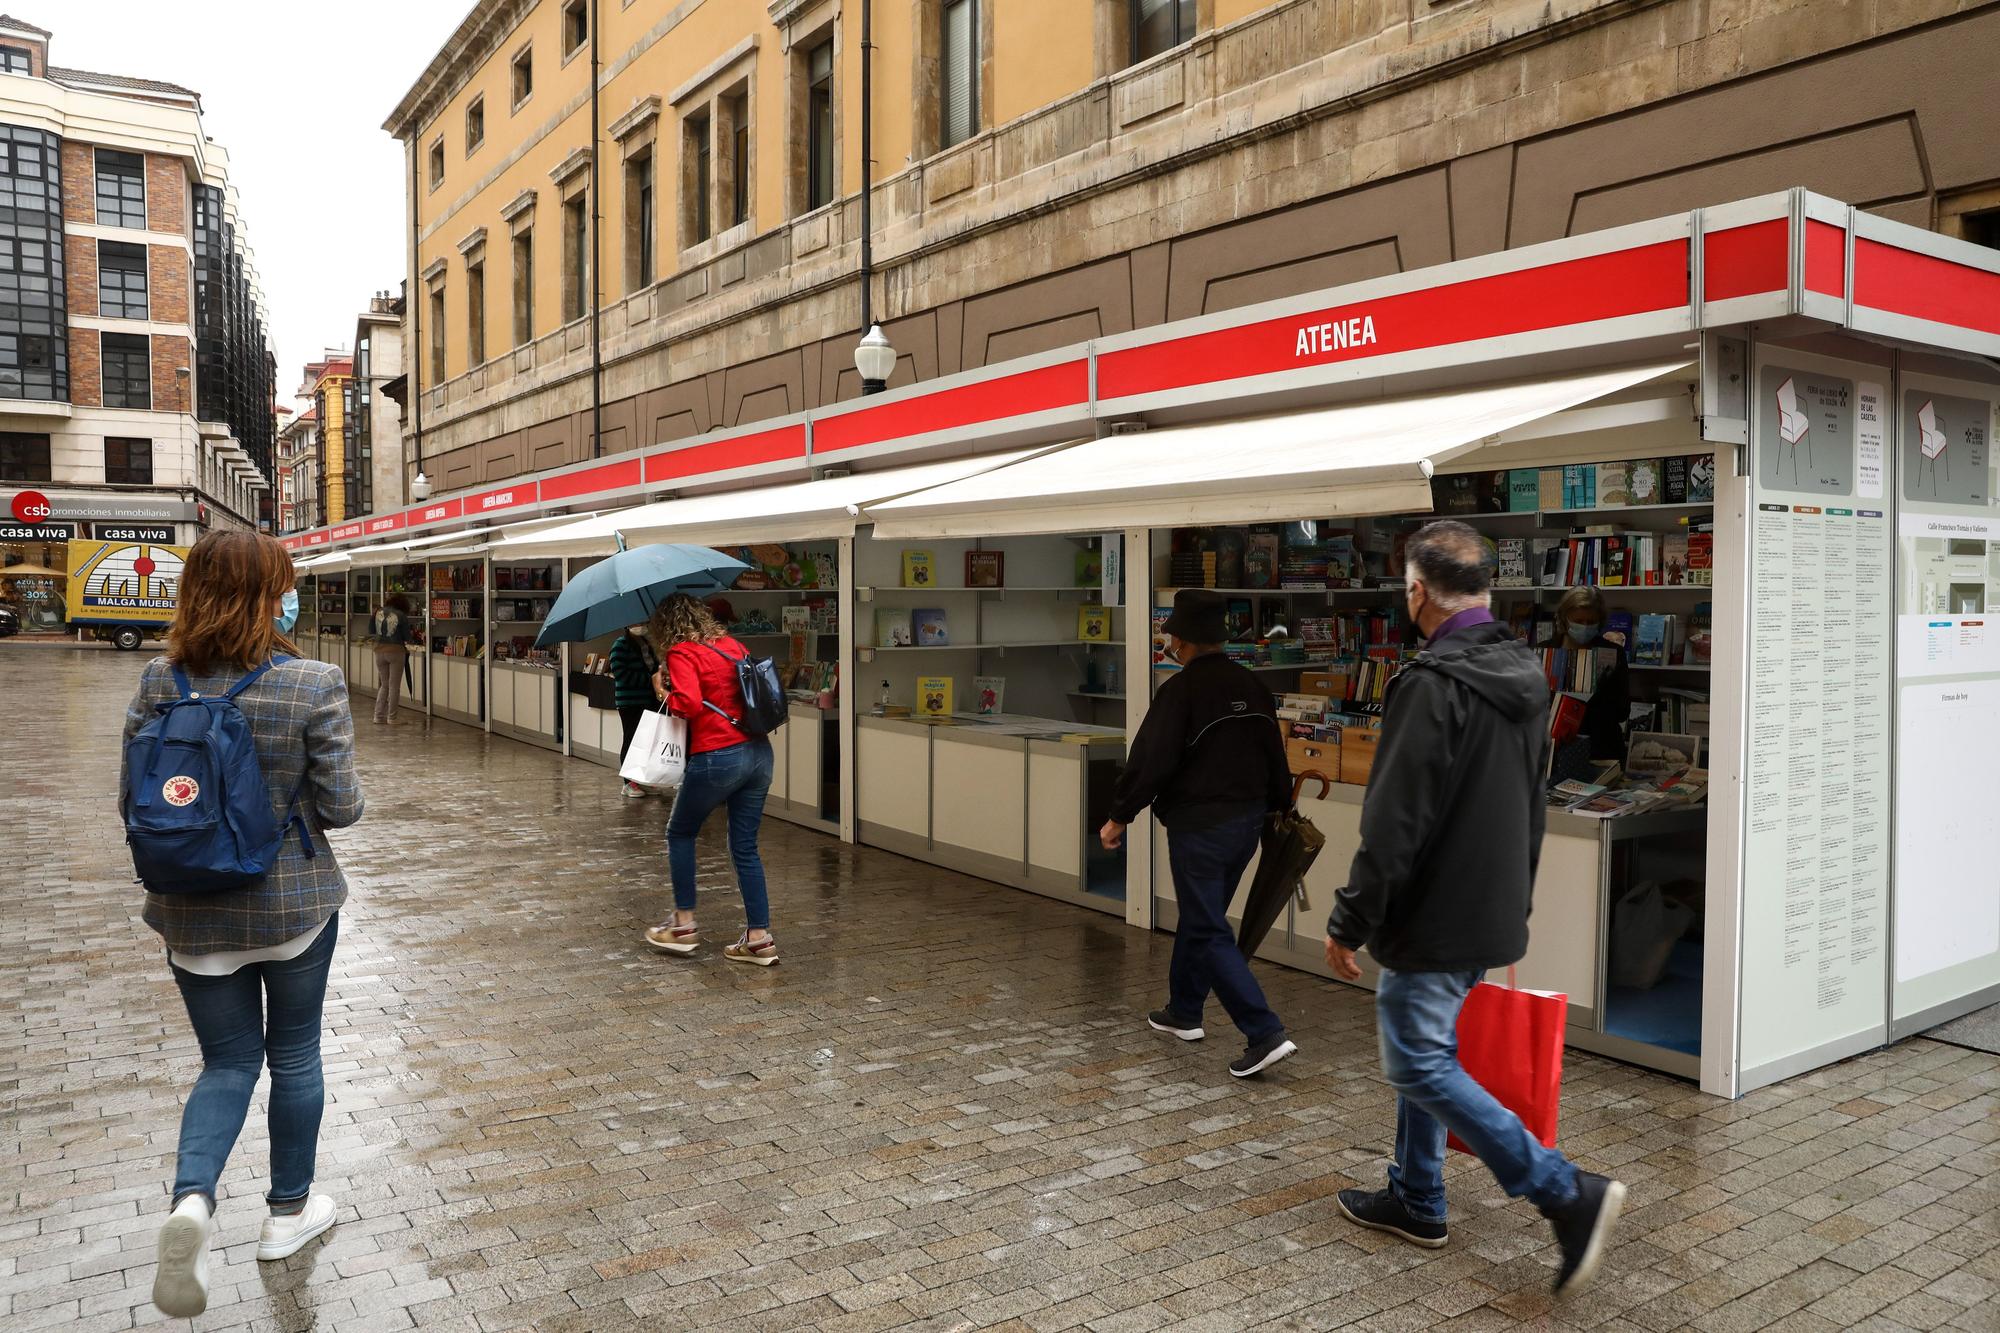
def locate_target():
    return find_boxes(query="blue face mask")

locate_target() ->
[1566,622,1599,645]
[275,588,299,634]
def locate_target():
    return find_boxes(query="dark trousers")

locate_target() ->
[617,705,647,762]
[1166,812,1283,1043]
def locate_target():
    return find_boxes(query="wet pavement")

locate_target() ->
[4,647,1998,1332]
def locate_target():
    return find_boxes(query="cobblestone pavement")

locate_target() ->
[5,648,1999,1333]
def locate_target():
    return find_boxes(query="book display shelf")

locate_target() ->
[1148,453,1720,1077]
[427,557,486,727]
[855,533,1129,914]
[490,559,564,752]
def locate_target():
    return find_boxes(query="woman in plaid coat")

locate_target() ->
[121,532,363,1318]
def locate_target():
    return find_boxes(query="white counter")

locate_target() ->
[858,714,1127,913]
[430,653,484,726]
[491,661,561,749]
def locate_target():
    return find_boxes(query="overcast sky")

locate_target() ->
[54,1,471,399]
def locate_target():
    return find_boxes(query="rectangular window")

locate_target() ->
[429,285,446,381]
[562,194,588,322]
[428,138,445,191]
[95,148,146,228]
[563,0,588,55]
[98,239,149,319]
[511,45,533,107]
[1131,0,1196,63]
[101,332,152,409]
[686,113,712,244]
[807,39,834,211]
[512,228,534,345]
[941,0,978,149]
[727,97,750,228]
[466,97,485,153]
[466,260,486,366]
[0,44,29,74]
[625,150,655,291]
[0,432,51,481]
[356,335,371,378]
[105,436,153,485]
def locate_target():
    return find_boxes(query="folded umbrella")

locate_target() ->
[1237,771,1330,957]
[534,541,748,647]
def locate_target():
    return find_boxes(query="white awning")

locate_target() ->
[343,513,599,567]
[864,361,1692,540]
[295,551,350,573]
[492,449,1062,557]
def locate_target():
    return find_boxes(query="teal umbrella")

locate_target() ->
[534,542,747,647]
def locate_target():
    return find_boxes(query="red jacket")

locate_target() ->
[665,637,753,754]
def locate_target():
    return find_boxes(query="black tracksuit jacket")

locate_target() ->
[1109,652,1290,830]
[1327,621,1552,972]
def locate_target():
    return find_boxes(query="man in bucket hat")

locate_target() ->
[1101,589,1296,1078]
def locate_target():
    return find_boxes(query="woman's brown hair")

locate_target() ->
[647,593,726,652]
[168,531,301,674]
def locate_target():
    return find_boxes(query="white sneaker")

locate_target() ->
[152,1195,211,1317]
[256,1193,337,1261]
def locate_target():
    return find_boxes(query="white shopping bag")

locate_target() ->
[620,702,688,788]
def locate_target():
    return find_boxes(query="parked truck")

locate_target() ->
[63,538,187,650]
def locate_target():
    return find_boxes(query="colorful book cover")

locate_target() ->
[974,675,1005,715]
[1496,537,1530,587]
[1595,461,1633,507]
[1561,464,1584,509]
[1687,532,1714,584]
[1075,545,1105,588]
[1688,454,1717,501]
[1243,530,1281,588]
[1537,467,1563,510]
[912,607,949,646]
[1628,457,1664,505]
[1211,531,1243,589]
[1478,470,1513,512]
[1634,614,1668,666]
[1663,455,1690,504]
[916,676,953,717]
[1077,604,1112,641]
[1151,605,1173,666]
[781,605,810,632]
[1662,533,1690,585]
[965,550,1004,587]
[875,607,912,647]
[901,549,936,589]
[1509,469,1541,512]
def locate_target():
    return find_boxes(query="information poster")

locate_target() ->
[1893,371,2000,1025]
[1740,354,1893,1073]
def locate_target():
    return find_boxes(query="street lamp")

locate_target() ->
[410,471,432,502]
[855,324,895,396]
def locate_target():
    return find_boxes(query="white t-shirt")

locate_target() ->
[170,917,329,977]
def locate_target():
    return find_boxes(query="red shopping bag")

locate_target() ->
[1446,968,1567,1156]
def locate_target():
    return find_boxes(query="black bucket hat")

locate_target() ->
[1162,588,1228,644]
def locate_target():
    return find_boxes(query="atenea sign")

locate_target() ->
[1295,314,1379,358]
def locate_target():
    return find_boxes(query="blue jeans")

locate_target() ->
[1376,967,1578,1222]
[169,913,339,1212]
[666,738,774,929]
[1166,812,1284,1043]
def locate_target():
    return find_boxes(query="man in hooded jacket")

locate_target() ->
[1324,519,1625,1299]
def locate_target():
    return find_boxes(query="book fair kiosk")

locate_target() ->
[282,190,2000,1100]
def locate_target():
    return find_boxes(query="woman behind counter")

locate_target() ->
[1551,585,1630,766]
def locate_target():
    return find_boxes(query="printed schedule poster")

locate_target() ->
[1741,356,1893,1073]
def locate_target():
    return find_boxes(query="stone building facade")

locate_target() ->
[385,0,2000,501]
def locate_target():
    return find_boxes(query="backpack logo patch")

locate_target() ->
[162,776,200,807]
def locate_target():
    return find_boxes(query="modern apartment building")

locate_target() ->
[381,0,2000,505]
[0,12,277,568]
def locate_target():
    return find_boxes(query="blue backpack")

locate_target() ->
[123,657,315,895]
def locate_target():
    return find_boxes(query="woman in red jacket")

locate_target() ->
[641,594,778,964]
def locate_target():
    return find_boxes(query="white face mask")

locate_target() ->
[628,626,647,636]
